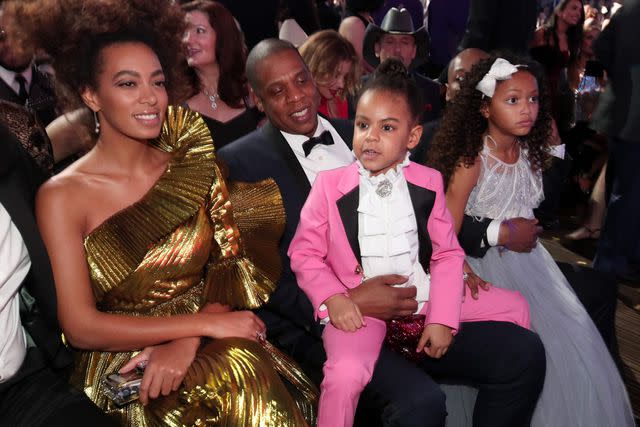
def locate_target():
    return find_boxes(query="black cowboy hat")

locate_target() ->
[362,7,430,69]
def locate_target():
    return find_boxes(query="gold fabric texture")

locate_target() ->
[75,106,317,426]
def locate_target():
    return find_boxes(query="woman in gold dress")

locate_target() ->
[7,0,316,425]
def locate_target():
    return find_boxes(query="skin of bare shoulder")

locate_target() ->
[37,158,96,232]
[37,150,149,238]
[446,157,482,233]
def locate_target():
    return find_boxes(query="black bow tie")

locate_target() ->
[302,130,334,157]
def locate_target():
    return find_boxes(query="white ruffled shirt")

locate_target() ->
[357,154,430,313]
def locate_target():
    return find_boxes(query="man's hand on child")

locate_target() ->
[348,274,416,320]
[498,217,542,252]
[326,294,365,332]
[417,323,453,358]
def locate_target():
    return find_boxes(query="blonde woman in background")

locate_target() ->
[299,30,359,119]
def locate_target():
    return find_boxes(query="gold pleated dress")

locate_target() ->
[72,107,317,426]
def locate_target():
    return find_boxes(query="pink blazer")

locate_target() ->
[288,161,465,331]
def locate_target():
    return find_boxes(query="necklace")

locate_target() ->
[202,88,220,110]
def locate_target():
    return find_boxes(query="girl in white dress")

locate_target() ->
[428,54,634,427]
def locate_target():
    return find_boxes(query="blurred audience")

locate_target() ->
[459,0,537,54]
[425,0,470,78]
[531,0,584,133]
[339,0,383,74]
[0,3,58,126]
[591,0,640,282]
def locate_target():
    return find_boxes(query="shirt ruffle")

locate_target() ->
[356,153,430,303]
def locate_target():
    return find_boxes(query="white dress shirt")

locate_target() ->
[0,202,30,382]
[280,116,355,185]
[357,154,429,313]
[0,64,33,97]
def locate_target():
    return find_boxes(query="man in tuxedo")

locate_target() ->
[218,38,545,427]
[0,122,113,426]
[0,5,58,126]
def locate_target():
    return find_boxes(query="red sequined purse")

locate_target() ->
[384,314,428,362]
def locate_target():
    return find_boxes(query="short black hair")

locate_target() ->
[246,38,300,95]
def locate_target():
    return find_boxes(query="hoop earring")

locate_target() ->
[93,111,100,134]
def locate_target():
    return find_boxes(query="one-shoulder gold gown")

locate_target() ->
[72,107,317,426]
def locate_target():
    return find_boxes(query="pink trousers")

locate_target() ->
[317,286,531,427]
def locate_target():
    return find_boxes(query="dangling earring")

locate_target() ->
[93,110,100,134]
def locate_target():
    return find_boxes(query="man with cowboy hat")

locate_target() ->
[360,7,442,122]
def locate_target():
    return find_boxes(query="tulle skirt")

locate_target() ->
[445,244,634,427]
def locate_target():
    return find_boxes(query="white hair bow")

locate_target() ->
[475,58,523,98]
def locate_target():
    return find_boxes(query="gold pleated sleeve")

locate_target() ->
[152,107,283,311]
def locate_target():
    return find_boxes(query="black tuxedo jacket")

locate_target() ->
[217,119,354,343]
[458,0,537,54]
[0,122,71,391]
[0,67,58,127]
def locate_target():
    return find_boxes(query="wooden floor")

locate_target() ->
[541,235,640,423]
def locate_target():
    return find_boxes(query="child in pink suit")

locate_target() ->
[288,59,531,427]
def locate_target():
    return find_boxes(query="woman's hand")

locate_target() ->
[204,310,266,341]
[120,336,200,405]
[463,261,491,300]
[325,294,365,332]
[417,324,453,359]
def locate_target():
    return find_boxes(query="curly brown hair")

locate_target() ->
[4,0,192,109]
[427,53,552,187]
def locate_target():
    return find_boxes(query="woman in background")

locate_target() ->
[530,0,584,133]
[299,30,359,119]
[182,0,262,149]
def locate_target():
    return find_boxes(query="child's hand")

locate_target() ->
[463,261,491,300]
[417,323,453,358]
[325,294,365,332]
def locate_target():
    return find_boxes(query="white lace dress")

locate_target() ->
[461,144,634,427]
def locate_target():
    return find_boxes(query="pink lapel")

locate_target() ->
[404,161,431,188]
[336,162,360,195]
